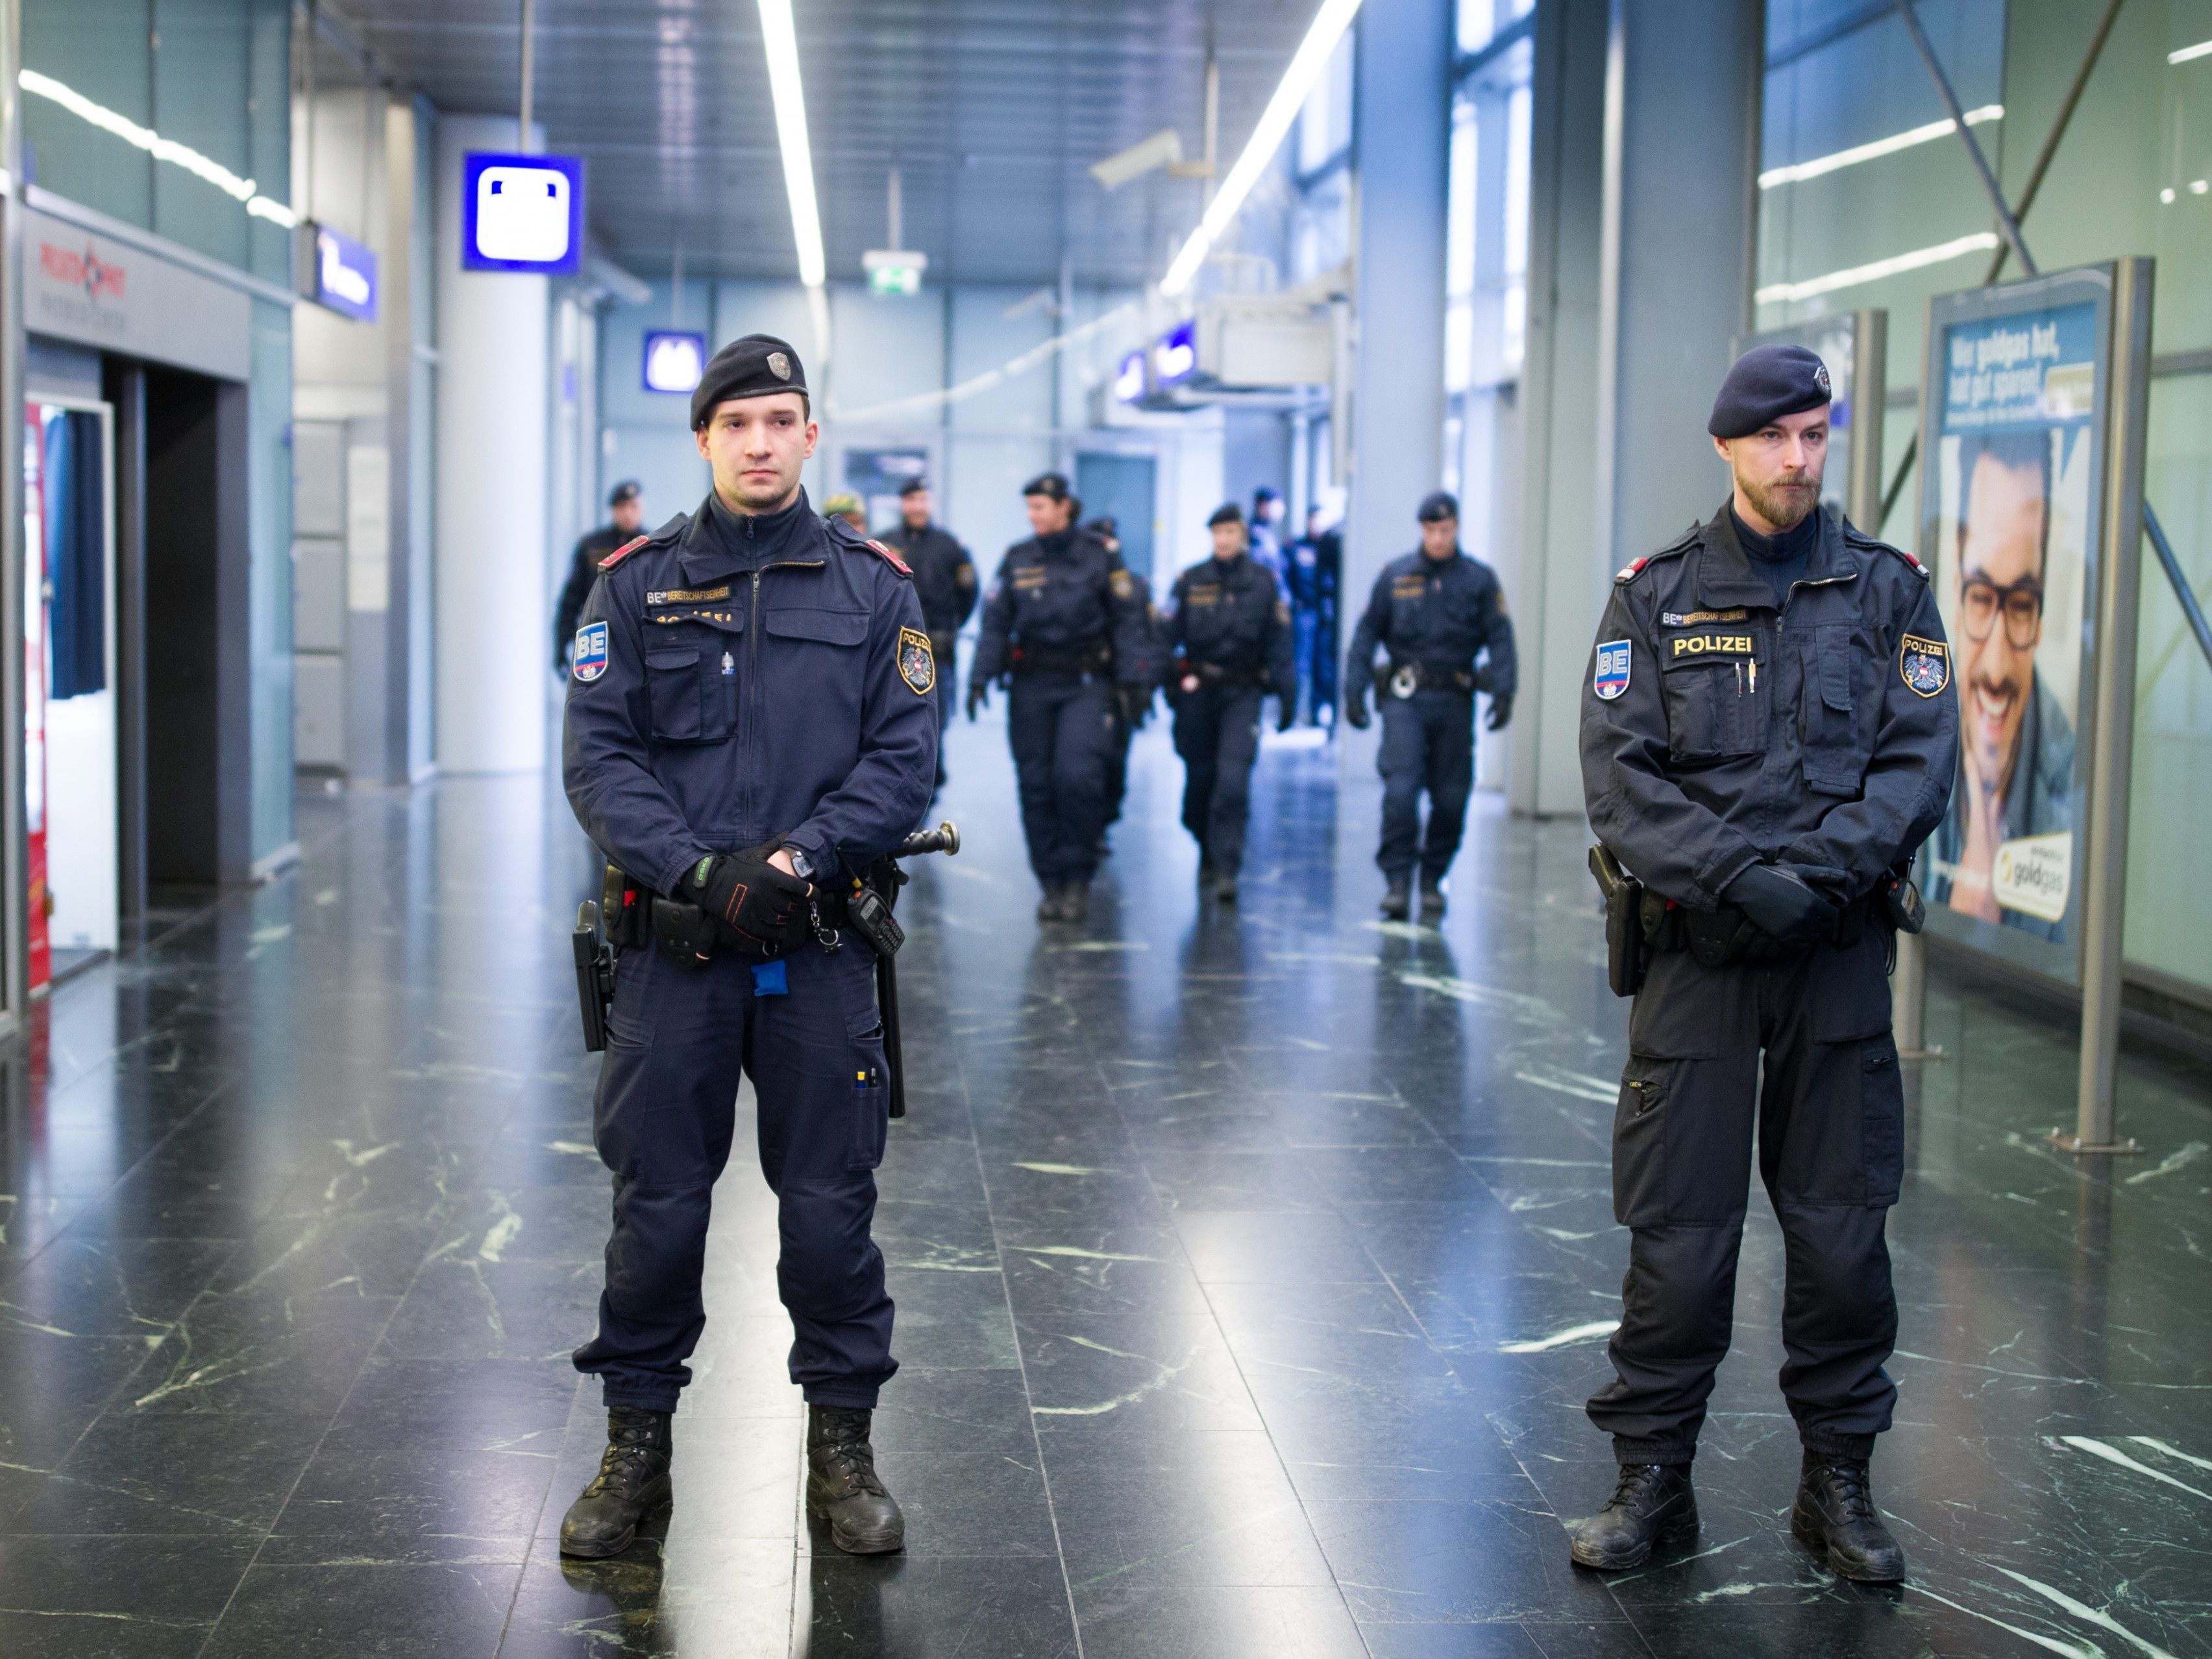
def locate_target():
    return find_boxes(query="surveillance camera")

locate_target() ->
[1089,128,1185,191]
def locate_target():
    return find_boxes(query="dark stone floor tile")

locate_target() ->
[125,1287,396,1418]
[1020,1312,1262,1434]
[1307,1497,1620,1625]
[1358,1623,1553,1659]
[1072,1583,1367,1659]
[1172,1209,1384,1284]
[0,1532,258,1629]
[797,1551,1077,1657]
[8,1410,327,1536]
[199,1560,522,1657]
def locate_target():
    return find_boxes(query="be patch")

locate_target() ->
[572,622,608,683]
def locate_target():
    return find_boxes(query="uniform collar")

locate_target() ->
[1695,500,1851,609]
[679,487,822,583]
[1035,526,1079,558]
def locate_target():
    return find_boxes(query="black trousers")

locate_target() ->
[1588,927,1904,1465]
[1376,689,1475,885]
[1007,672,1115,885]
[575,939,895,1414]
[1171,684,1263,874]
[931,635,958,788]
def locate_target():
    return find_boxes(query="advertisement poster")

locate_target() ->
[1917,273,2113,982]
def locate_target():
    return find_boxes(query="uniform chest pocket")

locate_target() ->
[1660,638,1768,762]
[1800,625,1869,795]
[644,646,734,744]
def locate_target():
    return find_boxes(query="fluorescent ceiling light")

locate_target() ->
[1161,0,1364,297]
[1759,105,2002,189]
[1754,231,1997,305]
[20,68,297,227]
[756,0,825,288]
[2170,39,2212,64]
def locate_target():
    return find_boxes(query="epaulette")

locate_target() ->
[1614,523,1701,584]
[597,534,650,572]
[865,538,914,577]
[1841,521,1929,580]
[824,515,913,578]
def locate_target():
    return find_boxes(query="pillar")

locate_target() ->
[434,113,549,773]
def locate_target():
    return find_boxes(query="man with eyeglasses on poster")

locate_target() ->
[1928,432,2074,942]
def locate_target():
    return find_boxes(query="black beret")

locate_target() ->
[608,479,641,507]
[1022,471,1072,502]
[898,476,929,497]
[690,333,807,428]
[1708,343,1832,439]
[1209,502,1244,528]
[1417,490,1459,523]
[1084,516,1118,539]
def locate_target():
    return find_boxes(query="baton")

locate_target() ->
[876,821,958,1118]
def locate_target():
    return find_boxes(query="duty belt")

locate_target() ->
[1011,642,1110,677]
[1177,657,1270,691]
[1375,658,1477,698]
[1639,889,1884,966]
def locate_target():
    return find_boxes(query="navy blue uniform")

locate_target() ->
[1347,548,1518,886]
[972,527,1151,887]
[885,519,976,788]
[1579,504,1957,1467]
[563,491,937,1414]
[1163,555,1296,878]
[1286,528,1341,721]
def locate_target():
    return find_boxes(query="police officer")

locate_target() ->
[883,478,976,793]
[1344,491,1517,920]
[555,480,645,669]
[1286,504,1342,725]
[1569,345,1957,1584]
[970,474,1151,922]
[824,491,868,534]
[1084,516,1161,842]
[561,334,936,1560]
[1163,504,1295,903]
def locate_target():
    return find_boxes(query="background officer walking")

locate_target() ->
[1084,515,1163,845]
[1163,503,1295,903]
[1571,345,1957,1584]
[1286,504,1342,725]
[1344,491,1516,920]
[554,480,645,670]
[883,477,976,793]
[970,473,1151,923]
[561,335,936,1560]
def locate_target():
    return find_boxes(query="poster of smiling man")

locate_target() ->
[1918,269,2121,983]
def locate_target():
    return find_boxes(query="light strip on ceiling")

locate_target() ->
[19,68,297,228]
[1754,230,1997,305]
[1161,0,1365,297]
[756,0,825,289]
[2171,39,2212,64]
[1758,104,2002,189]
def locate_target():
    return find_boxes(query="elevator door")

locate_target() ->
[24,397,119,989]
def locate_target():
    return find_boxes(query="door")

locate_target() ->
[1074,452,1157,584]
[24,398,119,990]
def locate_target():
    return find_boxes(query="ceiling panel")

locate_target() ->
[328,0,1320,286]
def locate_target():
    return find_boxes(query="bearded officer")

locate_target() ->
[1163,503,1295,903]
[969,473,1151,922]
[883,477,976,793]
[1569,344,1957,1582]
[560,334,936,1559]
[1343,491,1517,920]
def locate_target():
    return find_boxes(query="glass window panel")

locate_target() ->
[1447,102,1478,297]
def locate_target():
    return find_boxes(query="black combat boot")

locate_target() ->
[1197,854,1217,893]
[1380,879,1411,921]
[1214,872,1239,905]
[807,1406,905,1555]
[1036,885,1066,922]
[1569,1462,1697,1571]
[1059,882,1090,923]
[1792,1452,1905,1582]
[559,1405,673,1558]
[1419,879,1447,918]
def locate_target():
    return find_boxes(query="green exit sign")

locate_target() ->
[864,250,927,296]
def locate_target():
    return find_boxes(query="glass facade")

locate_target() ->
[1758,0,2212,996]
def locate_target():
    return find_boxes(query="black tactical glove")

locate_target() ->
[1344,687,1370,730]
[1722,862,1839,945]
[682,848,813,960]
[1486,692,1513,732]
[966,681,989,721]
[1118,683,1154,729]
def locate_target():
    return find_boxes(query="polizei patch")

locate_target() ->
[1593,639,1631,701]
[1899,633,1950,698]
[898,627,936,695]
[572,622,609,683]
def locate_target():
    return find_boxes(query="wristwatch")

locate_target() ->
[784,846,814,881]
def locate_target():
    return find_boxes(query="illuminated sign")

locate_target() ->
[643,330,706,393]
[1114,349,1148,403]
[1153,319,1198,386]
[460,151,585,275]
[313,223,378,321]
[863,249,928,296]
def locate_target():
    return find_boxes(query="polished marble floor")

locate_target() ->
[3,713,2210,1657]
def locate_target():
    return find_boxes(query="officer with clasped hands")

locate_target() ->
[1570,345,1958,1584]
[561,333,937,1562]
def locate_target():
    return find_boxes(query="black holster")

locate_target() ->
[1588,845,1647,998]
